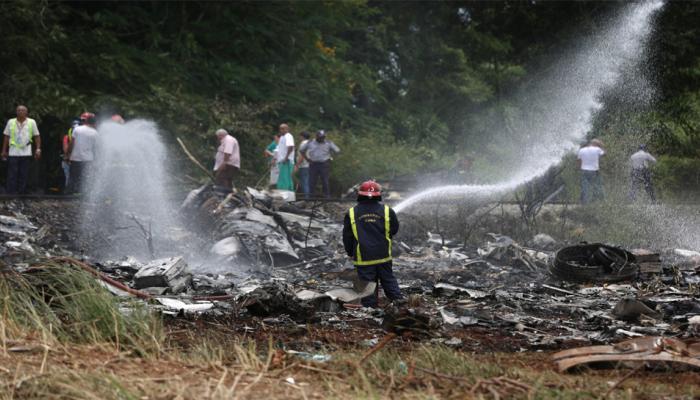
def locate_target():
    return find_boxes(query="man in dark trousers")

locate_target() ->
[2,105,42,194]
[65,112,97,194]
[300,130,340,198]
[342,180,402,308]
[629,144,657,202]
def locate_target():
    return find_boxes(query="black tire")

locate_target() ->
[550,243,638,283]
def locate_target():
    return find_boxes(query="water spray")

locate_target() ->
[395,1,664,213]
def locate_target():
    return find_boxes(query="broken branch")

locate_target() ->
[359,332,397,364]
[600,364,645,399]
[176,137,215,181]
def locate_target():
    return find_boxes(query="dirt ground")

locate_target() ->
[2,319,699,400]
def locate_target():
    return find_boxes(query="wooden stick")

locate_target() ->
[359,332,397,364]
[214,192,236,214]
[600,364,645,399]
[415,366,471,382]
[176,137,215,181]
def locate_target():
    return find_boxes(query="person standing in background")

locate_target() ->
[629,144,657,202]
[65,112,97,194]
[577,138,605,204]
[295,131,311,198]
[275,123,295,191]
[2,105,41,194]
[301,130,340,198]
[61,118,80,191]
[264,133,279,189]
[213,128,240,190]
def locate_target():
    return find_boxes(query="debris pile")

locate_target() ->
[1,190,699,361]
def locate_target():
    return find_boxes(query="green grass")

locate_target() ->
[0,261,163,356]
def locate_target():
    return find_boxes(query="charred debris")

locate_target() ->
[1,187,699,371]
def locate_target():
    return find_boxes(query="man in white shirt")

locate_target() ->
[2,105,41,194]
[629,144,657,202]
[275,123,295,191]
[213,129,240,190]
[65,112,98,194]
[577,138,605,204]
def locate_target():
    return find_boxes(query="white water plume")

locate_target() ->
[395,1,664,213]
[80,119,185,260]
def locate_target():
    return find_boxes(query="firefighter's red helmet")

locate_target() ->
[358,180,382,197]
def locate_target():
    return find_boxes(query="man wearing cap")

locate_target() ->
[342,180,402,308]
[213,129,240,190]
[300,130,340,198]
[629,144,657,202]
[2,105,41,194]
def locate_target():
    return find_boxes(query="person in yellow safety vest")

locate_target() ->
[62,118,80,191]
[342,180,402,308]
[1,105,42,194]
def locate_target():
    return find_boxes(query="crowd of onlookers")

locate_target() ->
[214,122,340,198]
[2,105,658,202]
[1,103,342,197]
[1,105,126,195]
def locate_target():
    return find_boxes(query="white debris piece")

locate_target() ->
[210,236,242,256]
[155,298,214,314]
[270,190,295,202]
[532,233,556,249]
[674,249,700,258]
[0,214,37,237]
[434,282,488,299]
[295,289,329,301]
[244,208,278,228]
[439,307,478,326]
[4,240,35,254]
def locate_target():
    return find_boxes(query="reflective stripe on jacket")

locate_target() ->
[348,204,392,266]
[9,118,34,148]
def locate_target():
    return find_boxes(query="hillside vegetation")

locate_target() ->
[1,1,699,195]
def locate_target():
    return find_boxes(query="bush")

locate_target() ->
[654,155,700,201]
[329,131,438,191]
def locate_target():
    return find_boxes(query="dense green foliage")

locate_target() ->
[1,1,698,195]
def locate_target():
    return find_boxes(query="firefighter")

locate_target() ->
[342,180,402,308]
